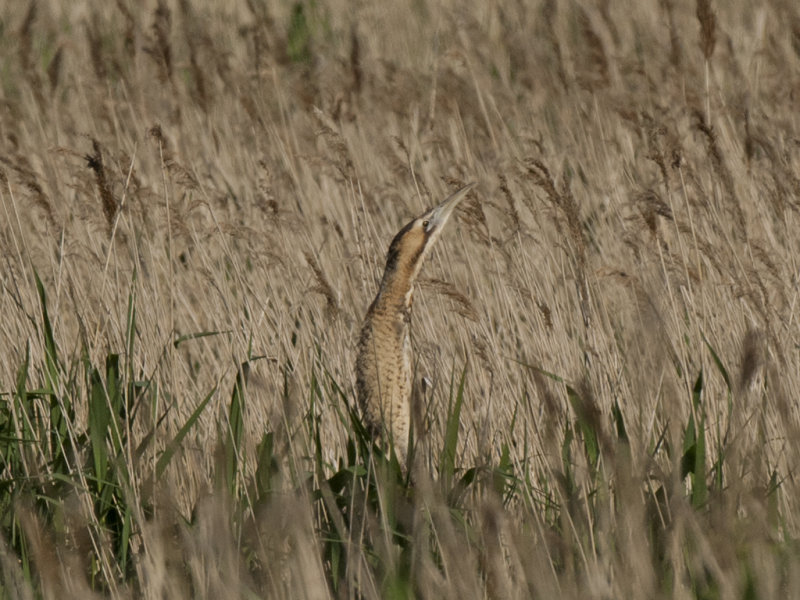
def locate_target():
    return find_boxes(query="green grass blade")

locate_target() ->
[611,399,628,443]
[156,385,217,480]
[702,332,731,393]
[88,364,112,492]
[254,431,276,500]
[681,370,708,507]
[224,362,249,496]
[118,505,132,576]
[440,363,468,488]
[173,330,229,349]
[124,278,137,419]
[12,343,34,463]
[35,272,72,470]
[287,2,312,64]
[693,413,708,507]
[308,363,325,480]
[34,271,60,393]
[515,359,565,384]
[567,385,600,473]
[105,354,124,454]
[492,442,513,499]
[561,423,575,498]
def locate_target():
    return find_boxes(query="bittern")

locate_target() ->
[356,182,476,466]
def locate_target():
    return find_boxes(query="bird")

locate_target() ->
[356,182,476,467]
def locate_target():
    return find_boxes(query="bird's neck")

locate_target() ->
[376,265,418,314]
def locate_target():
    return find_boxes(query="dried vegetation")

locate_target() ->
[1,0,799,598]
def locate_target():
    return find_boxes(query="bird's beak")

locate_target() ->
[427,182,476,231]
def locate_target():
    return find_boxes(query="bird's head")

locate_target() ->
[379,182,476,299]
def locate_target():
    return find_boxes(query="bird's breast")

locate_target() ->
[356,303,413,416]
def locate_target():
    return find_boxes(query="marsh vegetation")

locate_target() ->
[0,1,799,597]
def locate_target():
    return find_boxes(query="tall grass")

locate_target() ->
[1,0,799,597]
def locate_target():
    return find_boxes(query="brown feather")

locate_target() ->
[355,183,475,467]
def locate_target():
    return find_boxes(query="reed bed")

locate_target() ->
[1,0,799,597]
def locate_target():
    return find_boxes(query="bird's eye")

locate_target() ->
[422,220,430,228]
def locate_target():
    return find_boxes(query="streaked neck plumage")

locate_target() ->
[372,221,434,316]
[355,182,476,468]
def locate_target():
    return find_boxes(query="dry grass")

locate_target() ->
[1,0,799,598]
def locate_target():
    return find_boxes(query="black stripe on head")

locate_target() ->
[383,219,418,275]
